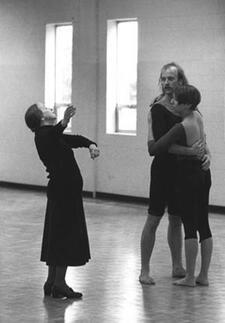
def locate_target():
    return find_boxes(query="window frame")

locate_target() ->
[106,18,138,136]
[45,22,73,132]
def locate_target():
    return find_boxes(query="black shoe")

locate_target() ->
[43,282,53,296]
[52,286,83,299]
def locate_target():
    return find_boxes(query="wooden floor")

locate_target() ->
[0,187,225,323]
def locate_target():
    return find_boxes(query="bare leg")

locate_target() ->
[139,214,161,284]
[168,214,185,277]
[196,237,213,286]
[174,238,198,287]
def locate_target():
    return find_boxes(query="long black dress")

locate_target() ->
[34,122,96,266]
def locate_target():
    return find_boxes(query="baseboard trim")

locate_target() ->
[0,181,148,205]
[0,181,47,192]
[0,181,224,214]
[208,205,225,215]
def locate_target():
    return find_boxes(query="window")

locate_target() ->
[107,19,138,135]
[45,23,73,131]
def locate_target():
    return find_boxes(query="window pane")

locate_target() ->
[106,19,138,135]
[55,25,73,129]
[117,21,137,107]
[116,21,138,133]
[55,25,73,105]
[117,106,137,132]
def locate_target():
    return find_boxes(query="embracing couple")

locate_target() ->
[140,62,213,288]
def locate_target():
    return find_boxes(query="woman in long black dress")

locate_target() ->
[25,103,99,298]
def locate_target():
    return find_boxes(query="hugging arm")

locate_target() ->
[148,107,205,158]
[148,129,205,158]
[148,123,185,156]
[168,142,204,157]
[201,142,211,170]
[147,105,200,156]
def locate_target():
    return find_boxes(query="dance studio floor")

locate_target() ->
[0,187,225,323]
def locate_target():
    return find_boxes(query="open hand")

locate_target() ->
[191,139,205,160]
[201,154,211,171]
[62,105,76,126]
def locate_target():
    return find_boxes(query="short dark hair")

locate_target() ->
[24,104,43,132]
[174,85,201,110]
[159,62,189,86]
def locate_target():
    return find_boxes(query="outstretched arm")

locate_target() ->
[60,105,94,147]
[61,105,100,159]
[61,105,76,128]
[63,134,100,159]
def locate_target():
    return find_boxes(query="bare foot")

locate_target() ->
[196,276,209,286]
[172,267,186,278]
[139,274,155,285]
[173,277,196,287]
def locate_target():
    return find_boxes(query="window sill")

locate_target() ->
[107,132,136,136]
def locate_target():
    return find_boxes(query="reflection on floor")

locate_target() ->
[0,186,225,323]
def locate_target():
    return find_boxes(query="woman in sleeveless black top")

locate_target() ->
[149,85,212,287]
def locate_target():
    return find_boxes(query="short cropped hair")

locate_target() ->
[174,85,201,110]
[25,104,43,132]
[159,62,189,86]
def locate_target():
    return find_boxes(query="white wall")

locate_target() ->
[0,0,98,191]
[0,0,225,206]
[97,0,225,206]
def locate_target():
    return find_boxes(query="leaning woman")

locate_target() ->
[25,103,99,298]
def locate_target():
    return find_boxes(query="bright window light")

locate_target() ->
[45,23,73,131]
[107,19,138,135]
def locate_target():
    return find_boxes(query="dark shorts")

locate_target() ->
[148,156,179,217]
[177,160,212,241]
[178,161,211,215]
